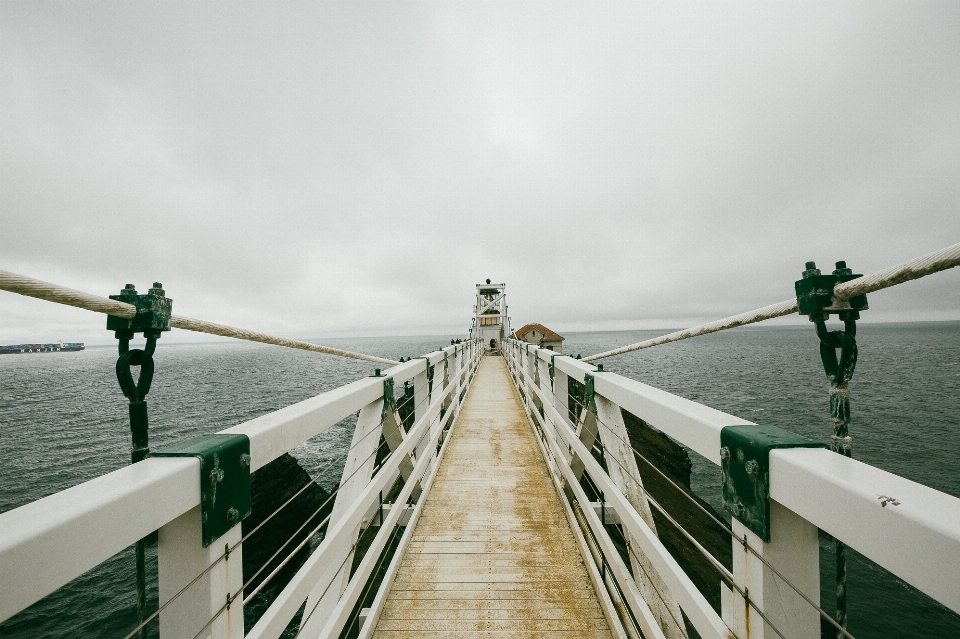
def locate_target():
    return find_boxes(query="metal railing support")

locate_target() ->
[299,396,386,637]
[158,509,244,639]
[595,394,688,639]
[721,503,820,639]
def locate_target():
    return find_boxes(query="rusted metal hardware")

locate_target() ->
[152,434,252,547]
[721,425,824,542]
[794,261,868,322]
[106,282,172,338]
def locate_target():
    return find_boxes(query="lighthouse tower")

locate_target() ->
[470,279,510,352]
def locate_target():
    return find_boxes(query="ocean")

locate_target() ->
[1,325,958,638]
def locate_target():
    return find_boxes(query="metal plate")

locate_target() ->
[152,434,251,547]
[720,425,825,542]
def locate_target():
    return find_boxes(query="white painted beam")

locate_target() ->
[770,447,960,614]
[0,456,197,622]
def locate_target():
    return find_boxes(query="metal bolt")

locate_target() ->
[745,459,760,477]
[148,282,165,296]
[733,503,744,516]
[833,261,853,276]
[720,446,731,461]
[802,261,821,279]
[597,364,604,372]
[122,284,138,294]
[238,453,251,469]
[211,467,225,483]
[225,508,240,525]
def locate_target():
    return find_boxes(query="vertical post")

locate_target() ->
[553,363,570,430]
[595,395,688,639]
[300,397,385,637]
[412,362,430,459]
[158,508,243,639]
[721,501,820,639]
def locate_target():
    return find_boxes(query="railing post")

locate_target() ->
[553,359,570,430]
[594,394,687,639]
[158,509,243,639]
[300,396,385,637]
[412,361,431,459]
[722,502,821,639]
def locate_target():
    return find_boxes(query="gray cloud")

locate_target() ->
[2,1,958,345]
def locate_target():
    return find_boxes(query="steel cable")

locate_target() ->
[584,241,960,362]
[0,269,400,365]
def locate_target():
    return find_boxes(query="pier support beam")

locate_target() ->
[595,396,689,639]
[299,398,383,638]
[158,508,243,639]
[722,501,820,639]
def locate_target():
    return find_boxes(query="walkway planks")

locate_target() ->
[372,356,614,638]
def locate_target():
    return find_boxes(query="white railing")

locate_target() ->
[0,339,483,639]
[502,339,960,639]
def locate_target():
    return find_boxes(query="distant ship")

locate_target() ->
[0,342,84,354]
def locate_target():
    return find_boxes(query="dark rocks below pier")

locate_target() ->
[621,409,733,615]
[242,453,332,633]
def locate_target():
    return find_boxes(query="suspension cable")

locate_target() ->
[584,241,960,362]
[0,269,400,365]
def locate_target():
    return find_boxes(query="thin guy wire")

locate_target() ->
[118,428,392,639]
[118,388,435,639]
[533,355,857,639]
[243,377,464,605]
[182,408,433,639]
[201,358,477,639]
[292,547,357,639]
[561,385,858,639]
[526,359,794,639]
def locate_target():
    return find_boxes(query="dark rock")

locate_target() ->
[621,409,733,614]
[242,453,332,631]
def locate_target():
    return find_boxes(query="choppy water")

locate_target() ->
[1,325,958,638]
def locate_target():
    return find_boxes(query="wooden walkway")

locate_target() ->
[372,356,614,638]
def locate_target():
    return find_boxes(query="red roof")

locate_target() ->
[514,323,564,341]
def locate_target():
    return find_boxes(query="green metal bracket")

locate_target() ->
[382,377,397,420]
[583,373,598,415]
[549,355,556,388]
[795,261,868,321]
[152,434,251,547]
[720,425,825,542]
[107,283,173,337]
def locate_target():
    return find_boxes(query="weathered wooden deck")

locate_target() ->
[372,356,613,638]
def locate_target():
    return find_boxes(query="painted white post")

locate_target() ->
[158,509,243,639]
[553,364,570,431]
[721,501,820,639]
[300,397,384,637]
[594,395,688,639]
[412,363,431,459]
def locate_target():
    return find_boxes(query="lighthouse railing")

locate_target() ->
[0,340,483,639]
[502,338,960,639]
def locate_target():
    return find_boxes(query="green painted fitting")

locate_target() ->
[152,434,251,547]
[720,425,825,542]
[107,282,173,337]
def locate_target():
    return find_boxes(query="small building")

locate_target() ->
[513,323,564,353]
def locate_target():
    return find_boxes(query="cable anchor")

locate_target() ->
[106,282,172,639]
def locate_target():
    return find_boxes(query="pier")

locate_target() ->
[373,357,613,638]
[2,249,960,639]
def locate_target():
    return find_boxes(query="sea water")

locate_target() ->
[1,325,958,638]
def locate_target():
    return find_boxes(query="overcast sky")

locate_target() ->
[2,1,959,345]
